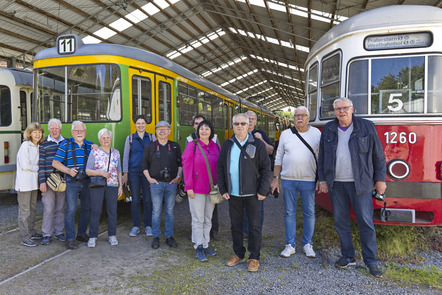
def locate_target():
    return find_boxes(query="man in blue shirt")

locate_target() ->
[53,121,93,250]
[217,114,271,272]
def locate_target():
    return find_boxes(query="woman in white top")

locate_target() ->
[16,122,45,247]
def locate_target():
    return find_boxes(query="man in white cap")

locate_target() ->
[142,121,182,249]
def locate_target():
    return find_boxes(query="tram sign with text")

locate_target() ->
[364,32,432,50]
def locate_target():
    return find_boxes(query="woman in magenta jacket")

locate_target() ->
[182,120,220,262]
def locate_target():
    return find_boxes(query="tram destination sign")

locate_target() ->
[364,32,432,50]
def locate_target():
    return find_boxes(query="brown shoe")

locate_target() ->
[226,255,245,267]
[247,259,259,272]
[66,240,78,250]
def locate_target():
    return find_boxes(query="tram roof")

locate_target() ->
[0,68,33,87]
[34,35,274,117]
[309,5,442,59]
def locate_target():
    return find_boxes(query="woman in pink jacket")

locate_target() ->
[182,120,220,262]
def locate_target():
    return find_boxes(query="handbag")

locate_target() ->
[46,172,66,192]
[89,149,112,188]
[194,140,224,204]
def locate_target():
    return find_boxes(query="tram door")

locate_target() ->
[129,70,156,135]
[224,102,234,139]
[155,76,173,140]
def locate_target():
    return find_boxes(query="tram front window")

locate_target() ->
[36,64,121,122]
[347,56,441,115]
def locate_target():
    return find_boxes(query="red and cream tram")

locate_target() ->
[304,5,442,226]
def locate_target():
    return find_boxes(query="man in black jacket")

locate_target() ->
[217,113,271,272]
[142,121,182,249]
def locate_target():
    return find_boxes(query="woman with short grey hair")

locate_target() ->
[85,128,123,248]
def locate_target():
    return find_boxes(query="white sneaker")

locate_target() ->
[129,226,140,237]
[145,226,153,237]
[87,238,96,248]
[109,235,118,246]
[303,243,316,258]
[280,244,296,258]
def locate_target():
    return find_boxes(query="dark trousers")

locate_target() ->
[228,195,262,260]
[211,204,219,232]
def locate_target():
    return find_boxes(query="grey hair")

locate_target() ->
[333,97,353,109]
[245,110,257,117]
[71,121,86,131]
[293,106,310,117]
[232,113,249,125]
[97,128,112,141]
[48,118,62,130]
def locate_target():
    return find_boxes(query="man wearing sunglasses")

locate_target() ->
[217,114,271,272]
[318,97,386,278]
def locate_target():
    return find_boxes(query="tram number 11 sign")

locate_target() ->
[58,36,76,55]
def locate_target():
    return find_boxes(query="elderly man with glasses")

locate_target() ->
[217,113,271,272]
[271,106,321,259]
[318,97,386,278]
[52,121,93,250]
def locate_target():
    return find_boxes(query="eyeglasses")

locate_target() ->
[233,122,248,126]
[194,122,200,125]
[72,129,86,134]
[334,106,352,112]
[295,114,308,118]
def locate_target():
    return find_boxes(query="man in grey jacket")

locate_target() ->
[318,98,386,278]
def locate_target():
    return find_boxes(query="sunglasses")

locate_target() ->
[233,122,248,126]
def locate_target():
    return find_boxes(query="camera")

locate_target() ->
[74,168,86,182]
[372,189,385,201]
[160,167,171,182]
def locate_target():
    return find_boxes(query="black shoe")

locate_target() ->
[368,264,383,277]
[41,236,51,245]
[151,237,160,249]
[30,233,43,240]
[165,236,177,248]
[21,238,37,247]
[66,240,78,250]
[76,233,89,242]
[335,256,356,269]
[210,230,219,241]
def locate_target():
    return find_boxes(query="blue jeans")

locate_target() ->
[89,186,118,238]
[330,182,378,265]
[65,176,91,241]
[281,179,316,247]
[129,171,152,228]
[150,182,177,238]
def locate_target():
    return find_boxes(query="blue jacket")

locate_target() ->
[318,115,386,195]
[217,134,271,197]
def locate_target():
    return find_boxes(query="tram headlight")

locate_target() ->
[387,159,410,181]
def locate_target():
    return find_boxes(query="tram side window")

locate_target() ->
[0,86,11,126]
[132,76,152,123]
[348,60,369,114]
[371,56,424,114]
[198,91,211,122]
[427,56,442,114]
[158,81,171,123]
[212,95,223,129]
[178,82,196,126]
[321,52,341,118]
[20,91,27,130]
[307,63,318,121]
[223,103,228,129]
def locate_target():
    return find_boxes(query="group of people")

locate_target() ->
[15,97,386,277]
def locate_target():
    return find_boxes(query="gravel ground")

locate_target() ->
[0,192,440,294]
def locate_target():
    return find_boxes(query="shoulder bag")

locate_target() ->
[89,149,112,188]
[46,140,69,192]
[194,140,223,204]
[290,127,318,182]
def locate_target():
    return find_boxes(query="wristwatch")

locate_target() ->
[273,176,279,179]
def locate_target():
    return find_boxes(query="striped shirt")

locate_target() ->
[53,138,93,169]
[38,135,65,184]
